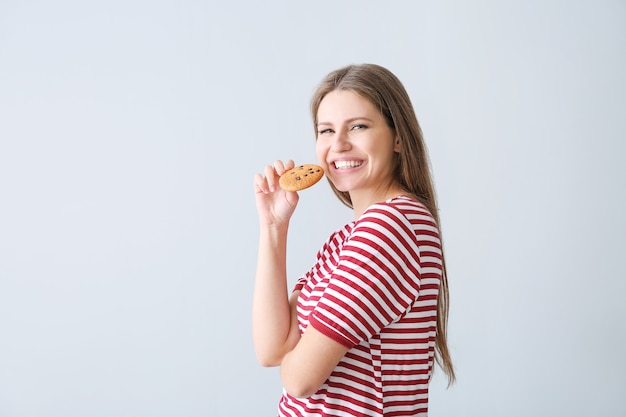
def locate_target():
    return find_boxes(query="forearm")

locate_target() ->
[252,224,297,366]
[280,324,350,398]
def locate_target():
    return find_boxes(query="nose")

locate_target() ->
[330,128,351,152]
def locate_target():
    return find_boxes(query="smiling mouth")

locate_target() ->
[333,160,363,169]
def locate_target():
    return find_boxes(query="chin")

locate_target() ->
[328,176,358,193]
[331,183,353,193]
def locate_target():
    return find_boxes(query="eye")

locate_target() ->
[350,124,367,130]
[317,128,334,135]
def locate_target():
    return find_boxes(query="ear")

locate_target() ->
[393,135,401,153]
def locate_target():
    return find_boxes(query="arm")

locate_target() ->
[280,325,350,398]
[252,160,302,366]
[252,224,301,366]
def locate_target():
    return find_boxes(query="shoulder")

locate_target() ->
[352,196,440,247]
[357,196,434,227]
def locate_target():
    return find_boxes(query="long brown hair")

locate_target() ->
[310,63,456,385]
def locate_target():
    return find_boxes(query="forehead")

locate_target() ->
[317,90,380,122]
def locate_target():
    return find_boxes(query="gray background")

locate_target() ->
[1,1,625,416]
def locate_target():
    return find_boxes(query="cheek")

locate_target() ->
[315,141,327,167]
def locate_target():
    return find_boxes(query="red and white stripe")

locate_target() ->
[281,196,442,416]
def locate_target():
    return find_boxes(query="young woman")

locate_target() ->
[253,63,455,417]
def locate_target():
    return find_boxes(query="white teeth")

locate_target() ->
[334,160,362,169]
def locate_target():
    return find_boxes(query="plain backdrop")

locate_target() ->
[1,1,625,416]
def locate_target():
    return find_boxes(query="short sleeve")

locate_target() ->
[308,203,423,348]
[293,276,307,293]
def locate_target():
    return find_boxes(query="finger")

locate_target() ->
[254,172,270,194]
[264,164,280,192]
[274,159,297,176]
[273,160,286,176]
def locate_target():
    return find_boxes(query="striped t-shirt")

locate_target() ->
[278,196,443,417]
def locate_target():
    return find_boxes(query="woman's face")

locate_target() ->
[315,89,400,198]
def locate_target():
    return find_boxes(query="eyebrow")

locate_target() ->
[317,117,374,127]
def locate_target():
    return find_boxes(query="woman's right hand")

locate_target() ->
[254,159,300,227]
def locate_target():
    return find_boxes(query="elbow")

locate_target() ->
[283,384,317,399]
[280,365,320,399]
[257,357,280,368]
[255,350,282,368]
